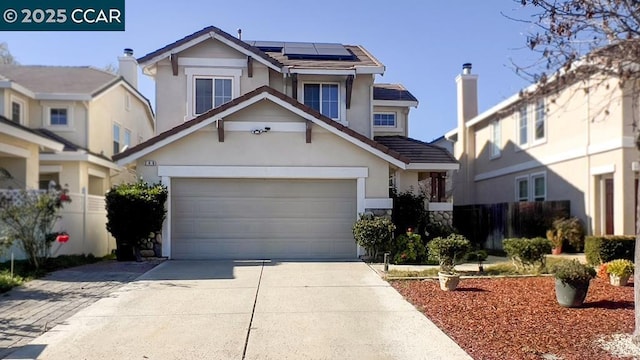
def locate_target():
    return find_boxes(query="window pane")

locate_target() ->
[11,102,20,123]
[195,78,213,114]
[214,79,232,107]
[113,124,120,154]
[321,84,339,119]
[519,107,527,145]
[304,84,320,112]
[535,102,545,140]
[374,113,396,127]
[491,120,501,156]
[534,176,545,200]
[124,130,131,147]
[517,179,528,201]
[50,108,68,125]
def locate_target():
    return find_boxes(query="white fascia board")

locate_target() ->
[0,81,36,98]
[158,166,368,179]
[0,123,64,151]
[210,32,281,72]
[263,93,408,169]
[466,92,521,128]
[444,128,458,140]
[34,93,92,101]
[115,94,268,166]
[364,198,393,209]
[355,45,385,74]
[373,100,419,108]
[355,66,385,75]
[40,152,120,170]
[406,163,459,171]
[286,68,356,76]
[0,143,30,158]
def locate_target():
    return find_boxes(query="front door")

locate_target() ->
[605,178,614,235]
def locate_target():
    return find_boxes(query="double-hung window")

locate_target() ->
[304,83,339,119]
[516,176,529,202]
[113,124,121,154]
[194,77,232,115]
[534,100,546,142]
[518,106,528,146]
[490,119,501,158]
[124,129,131,150]
[531,172,546,201]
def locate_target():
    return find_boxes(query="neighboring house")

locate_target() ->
[114,26,458,260]
[446,63,638,237]
[0,54,156,256]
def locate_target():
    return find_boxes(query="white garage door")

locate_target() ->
[171,178,357,259]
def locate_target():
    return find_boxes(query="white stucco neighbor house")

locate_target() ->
[114,26,458,260]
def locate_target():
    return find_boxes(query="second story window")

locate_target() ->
[518,106,528,147]
[11,101,21,123]
[374,113,396,127]
[50,108,68,126]
[194,77,232,115]
[124,129,131,150]
[490,119,501,158]
[304,83,339,119]
[534,100,546,142]
[113,123,120,154]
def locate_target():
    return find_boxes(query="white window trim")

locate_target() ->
[113,122,121,154]
[299,81,346,124]
[533,100,547,145]
[373,112,397,128]
[516,106,528,150]
[530,171,547,201]
[42,102,74,131]
[10,95,26,125]
[185,67,241,120]
[515,175,529,202]
[490,119,501,159]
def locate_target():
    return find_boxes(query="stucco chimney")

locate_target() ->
[118,48,138,89]
[454,63,479,205]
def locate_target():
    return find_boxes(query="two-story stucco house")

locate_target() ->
[0,53,155,256]
[114,26,458,260]
[446,63,638,237]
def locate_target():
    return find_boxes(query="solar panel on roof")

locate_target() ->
[247,41,285,52]
[314,43,352,57]
[283,42,317,56]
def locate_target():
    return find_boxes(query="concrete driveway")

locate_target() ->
[7,260,471,360]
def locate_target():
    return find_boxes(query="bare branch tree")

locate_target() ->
[0,42,18,65]
[518,0,640,344]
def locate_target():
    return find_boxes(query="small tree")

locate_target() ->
[428,234,471,274]
[352,214,395,260]
[391,188,427,237]
[0,188,71,269]
[105,180,168,261]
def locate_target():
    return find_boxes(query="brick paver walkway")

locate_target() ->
[0,260,162,359]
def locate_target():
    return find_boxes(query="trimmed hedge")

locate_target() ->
[585,236,635,265]
[503,237,552,270]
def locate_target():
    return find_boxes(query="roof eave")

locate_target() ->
[373,99,418,108]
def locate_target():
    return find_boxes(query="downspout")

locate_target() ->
[82,101,90,253]
[586,80,592,235]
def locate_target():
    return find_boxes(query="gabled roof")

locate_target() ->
[33,128,110,160]
[373,84,418,102]
[114,86,414,167]
[374,136,458,168]
[0,65,116,95]
[0,116,64,152]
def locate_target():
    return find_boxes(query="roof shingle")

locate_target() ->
[0,65,116,94]
[374,136,458,164]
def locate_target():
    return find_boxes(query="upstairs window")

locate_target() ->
[374,113,396,127]
[518,106,528,146]
[304,83,339,119]
[194,77,232,115]
[124,129,131,150]
[11,101,21,123]
[534,100,546,142]
[490,119,501,158]
[50,108,68,126]
[113,123,120,154]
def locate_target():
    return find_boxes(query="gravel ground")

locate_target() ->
[392,277,635,360]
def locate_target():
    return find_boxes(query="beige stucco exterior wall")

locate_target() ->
[90,84,154,157]
[372,105,408,137]
[136,103,390,198]
[0,133,39,189]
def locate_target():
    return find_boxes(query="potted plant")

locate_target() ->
[605,259,634,286]
[552,259,596,307]
[427,234,471,291]
[546,217,585,254]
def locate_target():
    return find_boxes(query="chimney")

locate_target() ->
[118,48,138,89]
[454,62,479,205]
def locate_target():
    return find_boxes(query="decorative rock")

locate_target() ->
[140,249,155,257]
[155,233,162,244]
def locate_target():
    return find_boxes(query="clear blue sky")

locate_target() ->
[2,0,539,142]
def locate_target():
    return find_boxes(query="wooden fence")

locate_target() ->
[453,201,570,250]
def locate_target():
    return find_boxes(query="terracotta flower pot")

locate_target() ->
[609,274,630,286]
[551,246,562,255]
[438,272,461,291]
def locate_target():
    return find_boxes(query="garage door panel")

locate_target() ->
[171,178,357,259]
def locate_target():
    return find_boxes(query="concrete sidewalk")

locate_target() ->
[7,260,472,360]
[0,260,162,359]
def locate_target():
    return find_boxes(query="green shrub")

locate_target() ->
[552,259,596,287]
[427,234,471,273]
[503,237,552,271]
[584,236,635,265]
[546,217,585,252]
[605,259,634,276]
[352,214,395,259]
[391,188,427,237]
[106,180,168,261]
[392,233,427,264]
[0,271,24,293]
[466,249,489,262]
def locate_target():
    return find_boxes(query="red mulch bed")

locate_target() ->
[391,277,634,360]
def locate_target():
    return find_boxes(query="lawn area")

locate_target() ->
[392,277,634,360]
